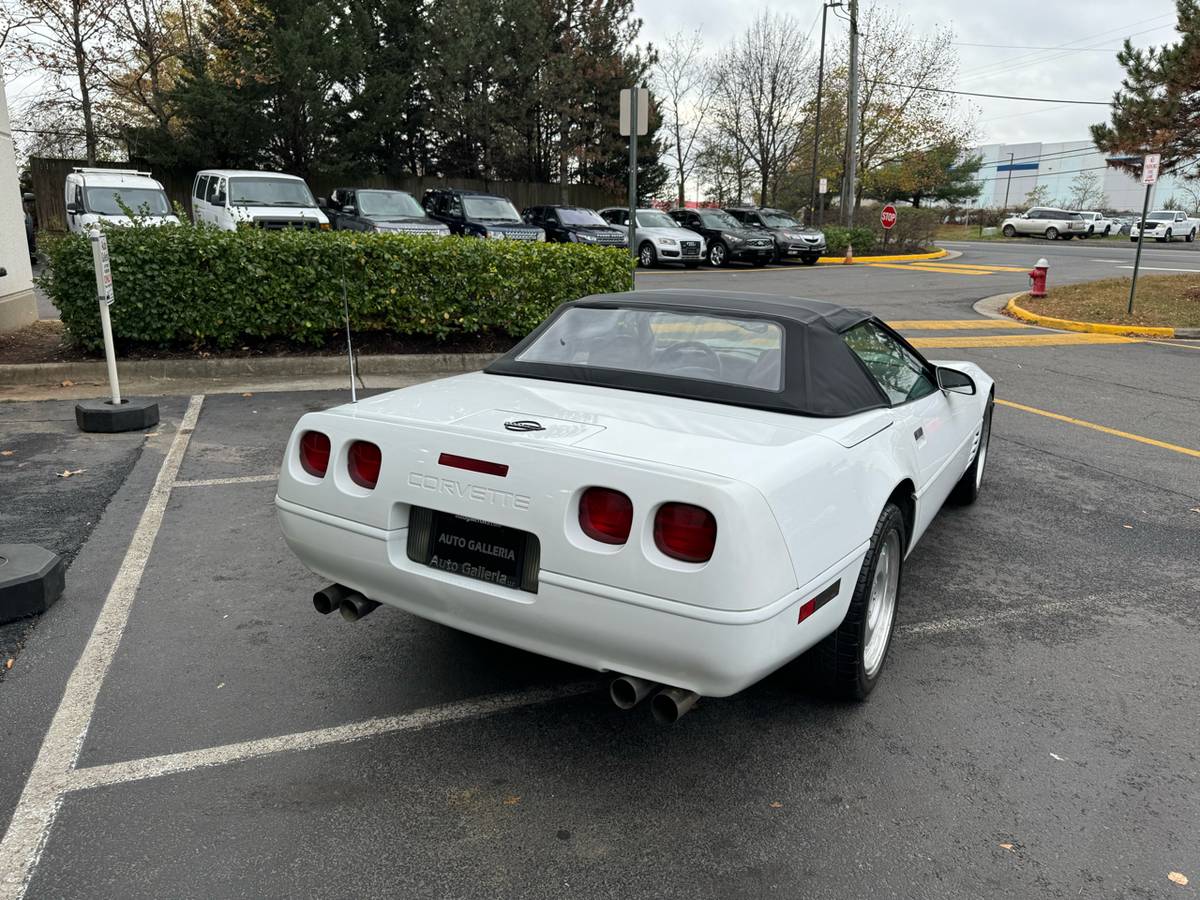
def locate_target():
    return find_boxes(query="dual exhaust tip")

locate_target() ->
[313,584,380,622]
[610,675,700,724]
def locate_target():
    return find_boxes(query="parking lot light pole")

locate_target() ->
[1002,152,1015,211]
[627,87,639,272]
[808,1,841,227]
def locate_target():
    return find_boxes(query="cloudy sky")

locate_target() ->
[636,0,1182,147]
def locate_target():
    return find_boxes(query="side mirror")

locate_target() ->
[66,202,80,215]
[342,205,355,215]
[316,197,327,208]
[936,366,977,395]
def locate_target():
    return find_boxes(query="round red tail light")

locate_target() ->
[578,487,634,545]
[299,430,331,478]
[348,440,382,489]
[654,503,717,563]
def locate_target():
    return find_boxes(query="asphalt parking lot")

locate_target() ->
[2,243,1198,899]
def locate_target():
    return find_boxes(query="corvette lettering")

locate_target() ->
[409,472,531,510]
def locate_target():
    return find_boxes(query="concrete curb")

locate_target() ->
[817,248,949,265]
[1004,294,1186,338]
[0,352,502,387]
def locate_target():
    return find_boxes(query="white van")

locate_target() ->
[190,169,329,230]
[64,168,180,233]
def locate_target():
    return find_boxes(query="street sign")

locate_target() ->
[619,88,649,137]
[1142,153,1161,185]
[90,232,114,306]
[818,177,828,194]
[880,204,897,230]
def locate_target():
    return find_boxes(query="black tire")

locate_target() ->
[811,502,906,701]
[638,242,657,268]
[801,254,820,266]
[709,242,729,267]
[1188,230,1195,243]
[948,392,994,506]
[1001,224,1017,238]
[1103,226,1111,237]
[1045,227,1059,240]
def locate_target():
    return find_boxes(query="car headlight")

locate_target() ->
[726,234,744,244]
[576,232,596,242]
[486,229,506,240]
[536,229,546,241]
[656,237,678,246]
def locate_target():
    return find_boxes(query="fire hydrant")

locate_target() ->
[1028,258,1049,297]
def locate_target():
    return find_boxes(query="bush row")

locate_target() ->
[43,226,635,351]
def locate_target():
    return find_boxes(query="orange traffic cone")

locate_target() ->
[843,243,854,264]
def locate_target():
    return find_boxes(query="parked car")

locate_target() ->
[998,208,1087,240]
[598,207,705,268]
[1130,210,1198,243]
[191,170,329,231]
[64,167,180,232]
[321,188,449,235]
[276,291,994,717]
[1076,211,1114,238]
[421,188,544,241]
[522,205,627,247]
[723,206,826,265]
[669,207,774,267]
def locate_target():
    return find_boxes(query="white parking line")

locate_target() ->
[1115,265,1200,272]
[174,473,277,488]
[0,395,204,900]
[68,683,596,792]
[896,598,1085,638]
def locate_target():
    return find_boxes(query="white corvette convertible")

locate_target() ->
[276,291,994,722]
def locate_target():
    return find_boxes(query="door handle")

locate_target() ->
[914,426,924,441]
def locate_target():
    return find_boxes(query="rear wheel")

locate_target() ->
[709,242,729,267]
[949,392,994,506]
[638,242,657,268]
[1001,224,1017,238]
[1188,230,1195,243]
[812,503,906,700]
[1045,227,1059,240]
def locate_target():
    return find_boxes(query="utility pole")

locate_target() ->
[1002,151,1015,210]
[808,2,842,226]
[841,0,860,227]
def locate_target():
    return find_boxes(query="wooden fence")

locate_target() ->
[29,157,622,232]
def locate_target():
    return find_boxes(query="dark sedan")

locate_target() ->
[669,208,774,267]
[522,205,628,248]
[724,207,826,265]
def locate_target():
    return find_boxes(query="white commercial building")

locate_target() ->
[0,78,36,331]
[965,140,1200,213]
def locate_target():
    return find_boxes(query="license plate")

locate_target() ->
[406,507,539,592]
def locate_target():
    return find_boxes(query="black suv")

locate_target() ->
[724,207,826,265]
[322,188,449,235]
[421,188,545,241]
[522,205,628,247]
[669,208,774,267]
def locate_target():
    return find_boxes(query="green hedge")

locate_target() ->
[822,226,877,256]
[42,226,634,351]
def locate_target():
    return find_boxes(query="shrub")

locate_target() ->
[42,225,634,351]
[823,226,876,256]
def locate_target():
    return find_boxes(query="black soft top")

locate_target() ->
[486,290,893,418]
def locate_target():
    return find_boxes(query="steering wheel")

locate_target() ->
[657,341,722,376]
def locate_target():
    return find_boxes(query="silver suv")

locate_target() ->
[1000,208,1088,241]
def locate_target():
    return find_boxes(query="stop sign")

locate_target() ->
[880,205,897,230]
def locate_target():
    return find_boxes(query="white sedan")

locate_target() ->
[276,291,995,722]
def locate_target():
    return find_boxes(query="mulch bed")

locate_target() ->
[0,321,518,366]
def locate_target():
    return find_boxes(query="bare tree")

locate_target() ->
[7,0,116,164]
[99,0,192,133]
[709,11,811,205]
[654,29,710,207]
[1067,170,1108,210]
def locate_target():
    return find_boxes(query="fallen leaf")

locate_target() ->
[1169,872,1189,886]
[60,379,74,387]
[1190,508,1200,515]
[242,392,253,398]
[4,659,12,670]
[769,801,783,809]
[56,469,85,478]
[1,450,13,456]
[999,842,1014,851]
[144,431,159,438]
[1122,524,1134,529]
[502,795,521,806]
[217,682,225,689]
[1050,752,1066,761]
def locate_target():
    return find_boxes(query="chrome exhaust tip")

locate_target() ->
[610,675,657,710]
[339,593,381,622]
[651,687,700,724]
[313,584,353,616]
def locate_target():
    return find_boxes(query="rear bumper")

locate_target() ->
[277,496,865,696]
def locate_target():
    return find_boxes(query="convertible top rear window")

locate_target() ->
[516,308,785,391]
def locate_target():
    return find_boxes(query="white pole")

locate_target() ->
[98,300,121,405]
[89,229,121,405]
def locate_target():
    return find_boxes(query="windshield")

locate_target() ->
[557,207,608,226]
[357,190,424,218]
[761,212,800,228]
[636,211,677,229]
[1147,212,1174,221]
[85,187,170,216]
[463,197,521,221]
[228,177,316,208]
[697,210,741,230]
[516,307,784,390]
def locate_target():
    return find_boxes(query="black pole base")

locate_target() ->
[0,545,66,625]
[75,397,160,433]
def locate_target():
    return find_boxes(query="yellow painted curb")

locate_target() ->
[817,248,948,264]
[1004,294,1176,338]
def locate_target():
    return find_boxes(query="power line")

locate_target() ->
[867,80,1110,105]
[952,42,1118,52]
